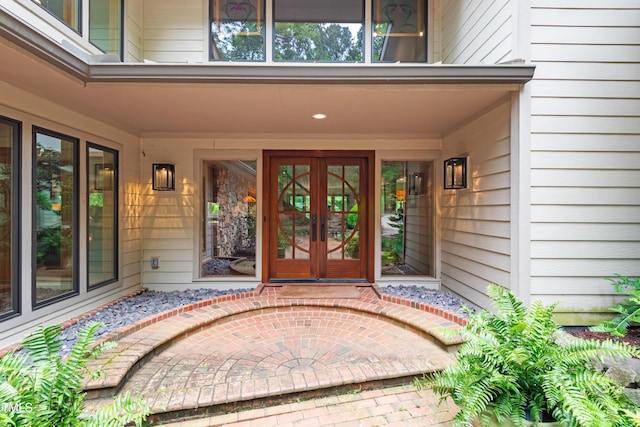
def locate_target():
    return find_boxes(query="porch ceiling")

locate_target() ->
[0,11,533,137]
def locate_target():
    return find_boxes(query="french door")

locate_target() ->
[264,151,372,282]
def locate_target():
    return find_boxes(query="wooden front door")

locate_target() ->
[264,151,373,282]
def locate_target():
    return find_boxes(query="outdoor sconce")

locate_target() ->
[152,163,175,191]
[444,157,467,189]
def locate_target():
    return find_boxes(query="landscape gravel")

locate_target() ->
[54,285,473,357]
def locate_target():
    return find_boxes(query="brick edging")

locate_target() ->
[0,287,466,358]
[380,294,468,326]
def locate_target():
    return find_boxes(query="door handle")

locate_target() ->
[311,214,317,242]
[320,214,326,242]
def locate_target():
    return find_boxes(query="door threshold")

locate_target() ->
[265,279,369,285]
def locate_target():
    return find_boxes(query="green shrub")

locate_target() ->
[590,275,640,337]
[417,284,640,427]
[0,322,150,426]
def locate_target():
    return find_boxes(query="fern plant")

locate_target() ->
[415,284,640,427]
[590,275,640,337]
[0,322,150,426]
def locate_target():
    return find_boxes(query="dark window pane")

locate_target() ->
[0,118,20,319]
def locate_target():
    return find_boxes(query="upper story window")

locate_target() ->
[33,0,81,32]
[211,0,426,63]
[89,0,122,58]
[211,0,267,60]
[273,0,363,62]
[373,0,426,62]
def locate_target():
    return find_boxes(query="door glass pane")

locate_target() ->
[372,0,427,62]
[327,165,360,260]
[0,118,18,319]
[34,130,77,305]
[90,0,122,57]
[88,144,118,288]
[273,0,364,62]
[381,160,433,275]
[201,160,257,277]
[211,0,266,61]
[276,164,311,260]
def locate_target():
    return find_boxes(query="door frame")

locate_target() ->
[262,150,375,283]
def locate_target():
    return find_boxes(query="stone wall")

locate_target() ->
[216,167,255,258]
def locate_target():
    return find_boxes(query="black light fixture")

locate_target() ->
[444,157,467,190]
[152,163,175,191]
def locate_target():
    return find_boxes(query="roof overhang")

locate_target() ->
[0,7,535,136]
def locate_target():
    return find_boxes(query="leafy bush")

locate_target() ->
[0,322,150,426]
[590,275,640,337]
[346,204,358,229]
[416,284,640,427]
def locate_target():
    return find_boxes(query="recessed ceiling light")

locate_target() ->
[312,113,327,120]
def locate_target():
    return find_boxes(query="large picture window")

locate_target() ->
[33,128,78,307]
[88,144,118,288]
[0,117,20,320]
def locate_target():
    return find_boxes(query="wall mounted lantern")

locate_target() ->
[443,157,467,189]
[152,163,175,191]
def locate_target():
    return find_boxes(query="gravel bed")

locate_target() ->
[47,285,472,357]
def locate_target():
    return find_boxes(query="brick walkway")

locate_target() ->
[82,285,464,425]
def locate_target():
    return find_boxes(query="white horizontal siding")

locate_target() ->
[440,0,513,64]
[530,3,640,312]
[440,100,512,307]
[125,0,143,62]
[532,223,640,241]
[142,0,205,63]
[140,137,199,288]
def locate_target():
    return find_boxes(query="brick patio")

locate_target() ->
[81,285,465,425]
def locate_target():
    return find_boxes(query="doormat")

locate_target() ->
[278,285,361,299]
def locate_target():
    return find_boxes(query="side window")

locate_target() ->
[0,117,21,320]
[88,143,118,288]
[201,160,257,278]
[380,160,434,276]
[33,127,79,307]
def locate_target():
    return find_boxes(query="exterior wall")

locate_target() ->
[142,0,206,63]
[141,139,440,291]
[440,99,512,309]
[440,0,513,64]
[0,83,142,348]
[529,1,640,322]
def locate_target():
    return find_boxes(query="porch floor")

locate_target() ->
[82,285,465,426]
